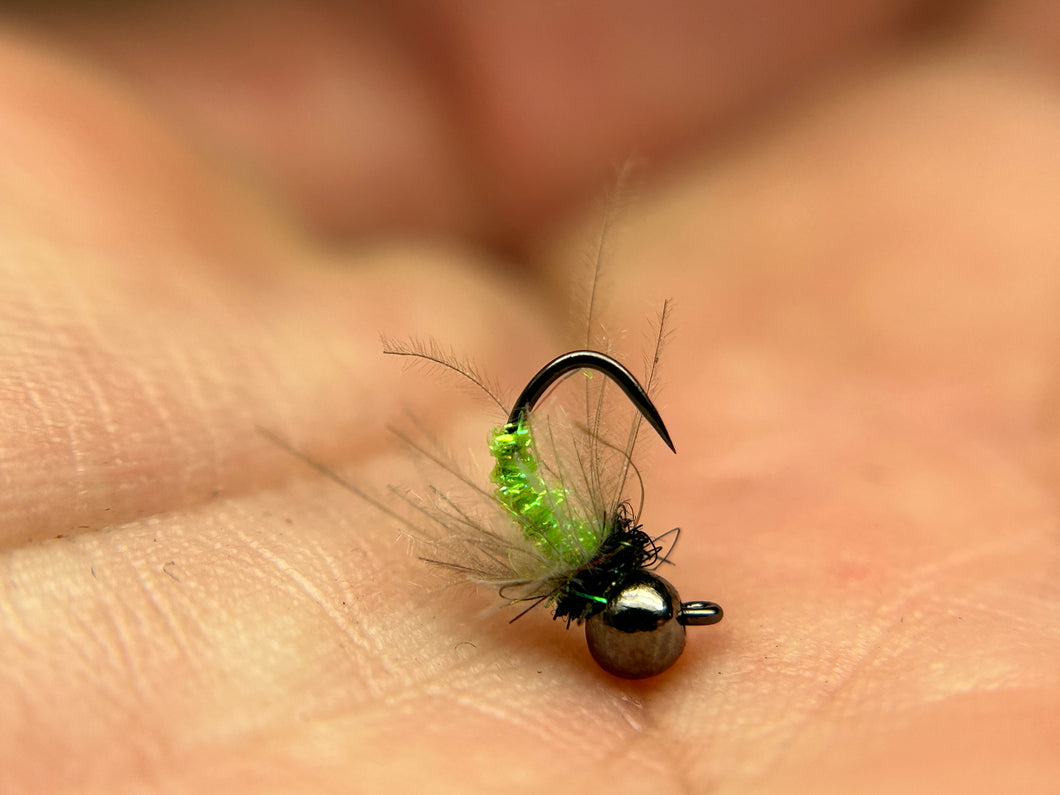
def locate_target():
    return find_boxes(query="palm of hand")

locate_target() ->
[2,6,1059,792]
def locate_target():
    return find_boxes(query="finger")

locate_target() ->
[0,28,549,548]
[9,1,930,241]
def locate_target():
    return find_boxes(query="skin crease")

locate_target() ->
[1,2,1060,793]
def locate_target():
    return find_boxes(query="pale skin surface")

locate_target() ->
[2,2,1060,793]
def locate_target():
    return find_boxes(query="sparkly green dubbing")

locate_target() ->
[488,421,603,566]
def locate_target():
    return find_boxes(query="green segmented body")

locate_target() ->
[488,421,603,566]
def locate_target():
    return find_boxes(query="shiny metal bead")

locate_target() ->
[584,572,723,679]
[585,572,687,679]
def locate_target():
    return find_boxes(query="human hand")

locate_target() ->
[2,3,1058,792]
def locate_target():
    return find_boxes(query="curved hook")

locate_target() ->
[506,350,676,453]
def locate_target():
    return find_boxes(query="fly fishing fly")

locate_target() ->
[382,301,723,679]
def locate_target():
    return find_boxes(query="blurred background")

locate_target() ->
[7,0,1052,254]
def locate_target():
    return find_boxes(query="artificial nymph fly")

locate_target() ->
[386,339,723,679]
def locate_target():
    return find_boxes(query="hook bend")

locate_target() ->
[506,350,675,453]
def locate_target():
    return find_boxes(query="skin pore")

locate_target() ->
[1,3,1059,792]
